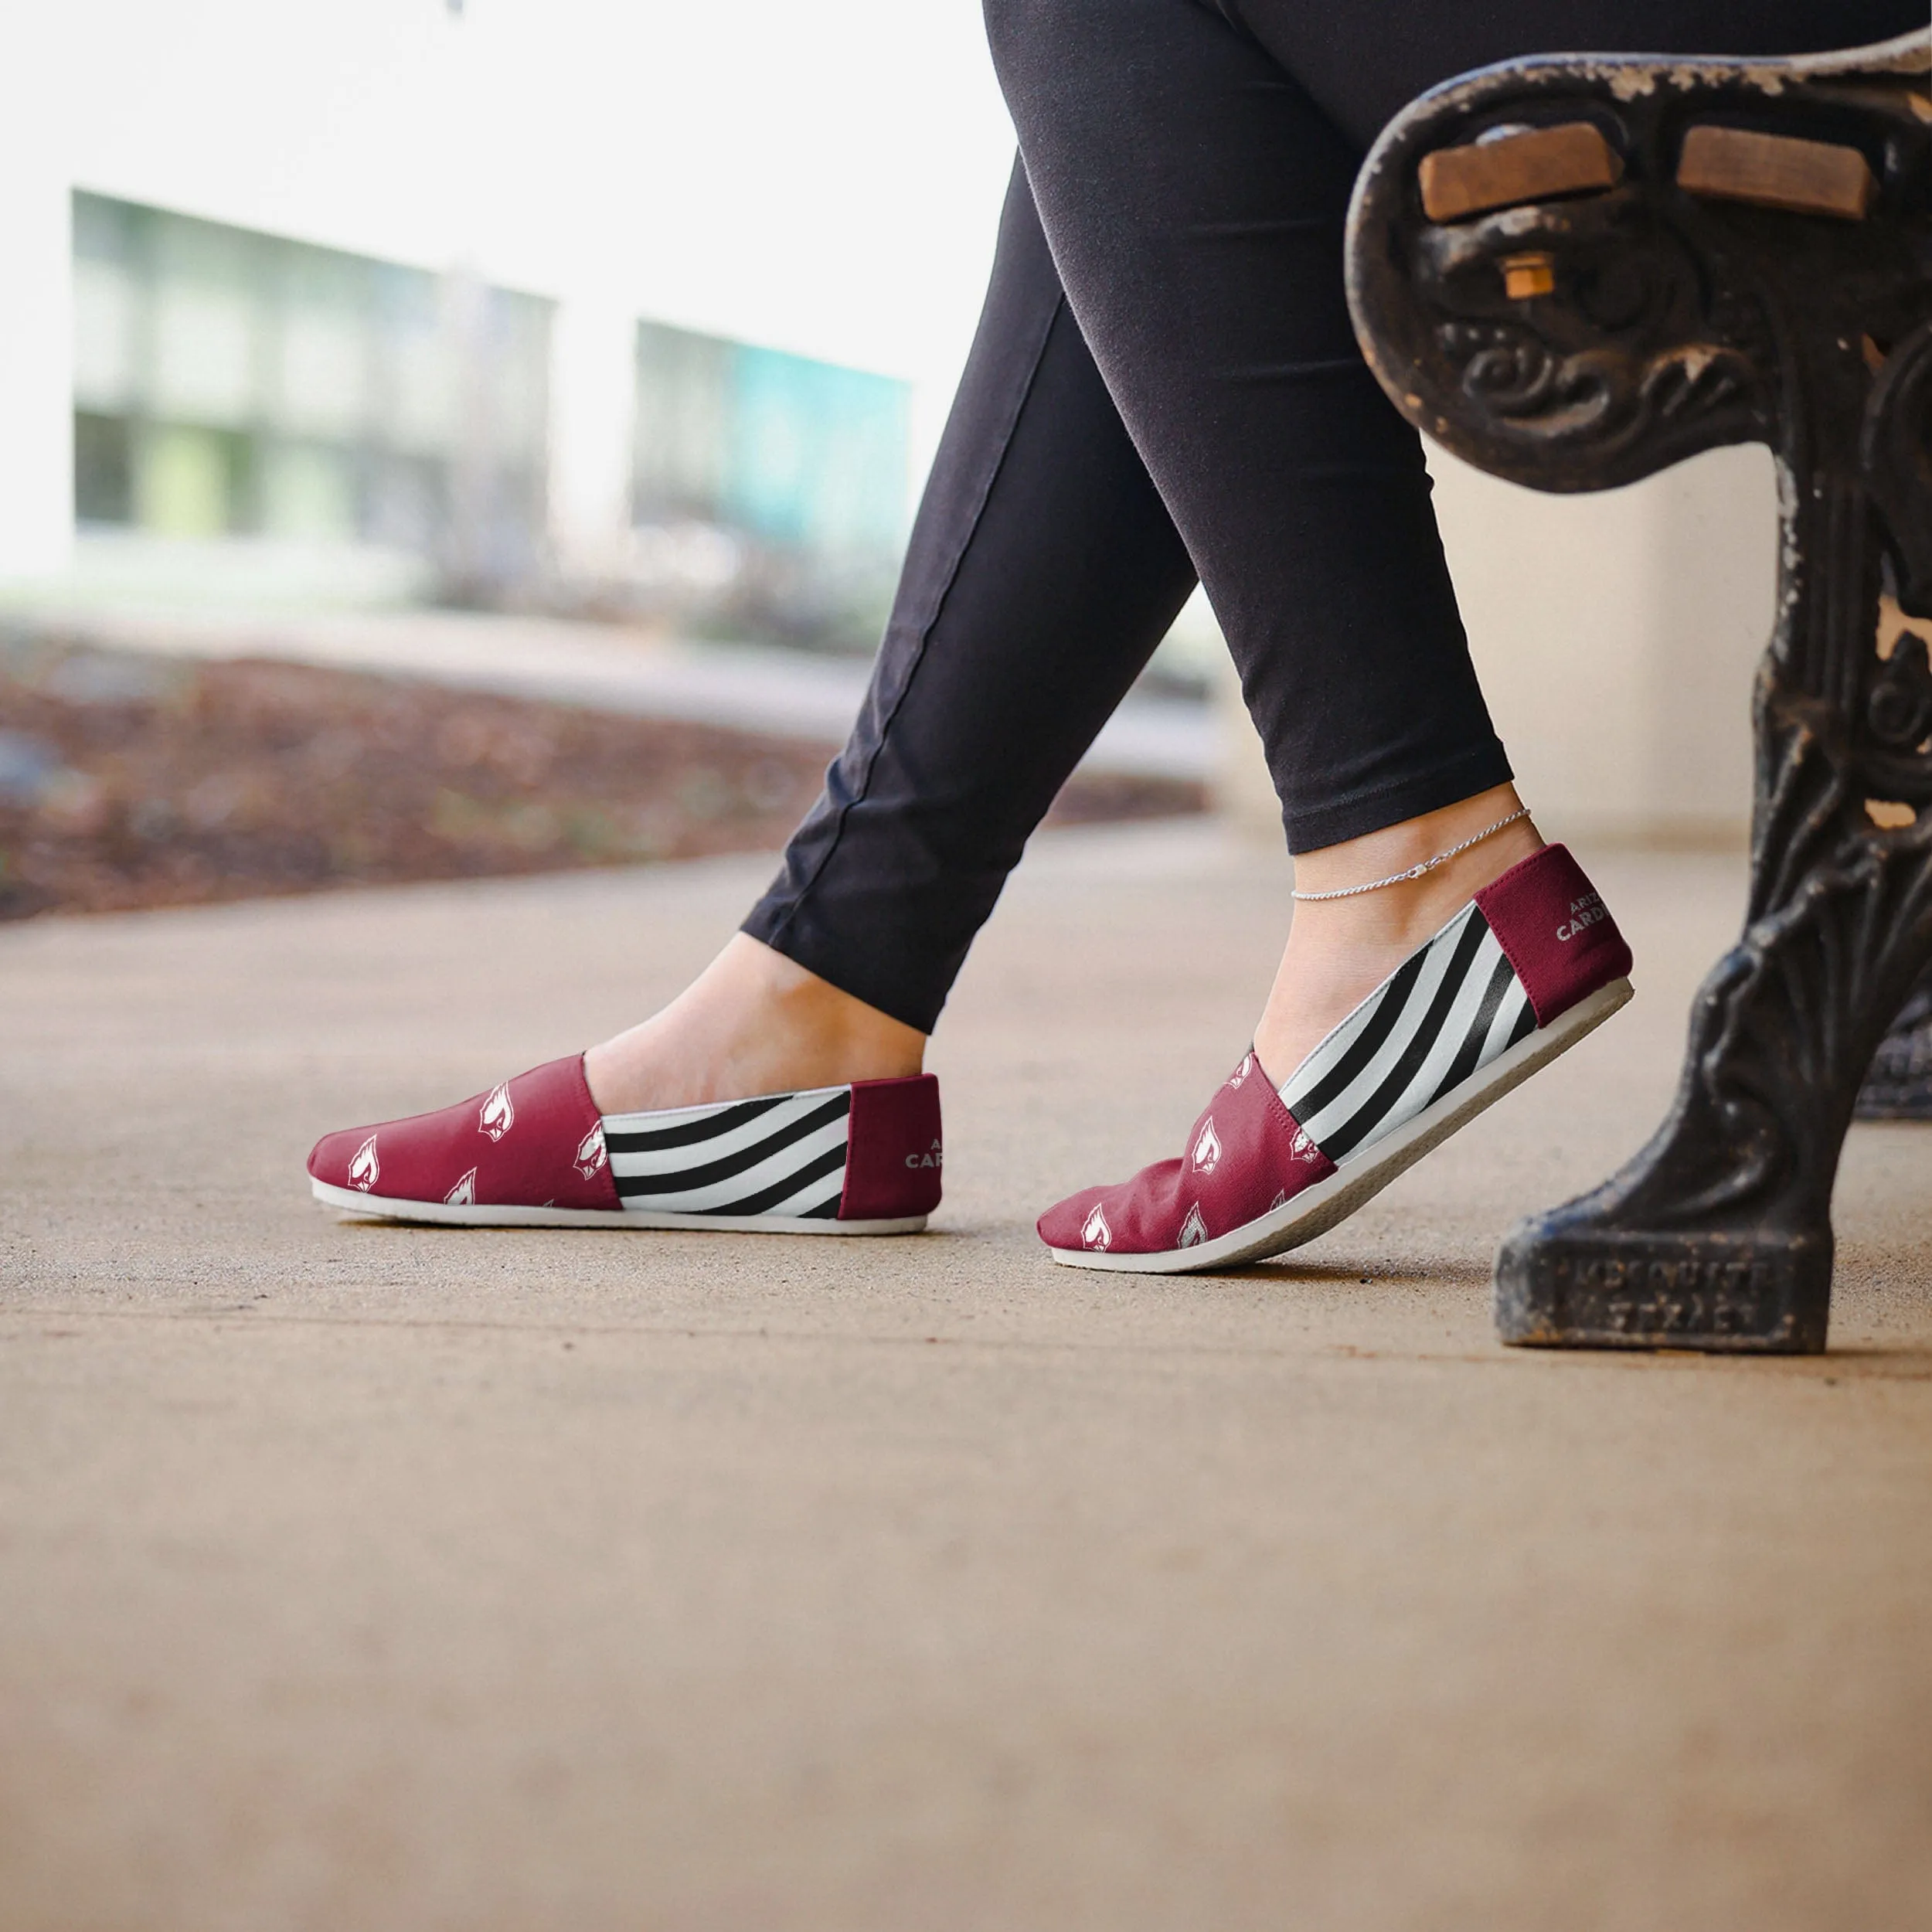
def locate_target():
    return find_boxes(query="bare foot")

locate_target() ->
[1252,784,1544,1083]
[582,933,926,1115]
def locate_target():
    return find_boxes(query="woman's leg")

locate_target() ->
[982,0,1926,1081]
[985,0,1530,1078]
[985,0,1514,858]
[587,163,1199,1112]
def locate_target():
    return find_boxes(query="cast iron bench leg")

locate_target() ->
[1345,31,1932,1351]
[1856,961,1932,1117]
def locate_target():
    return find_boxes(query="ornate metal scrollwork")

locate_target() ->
[1864,315,1932,617]
[1415,190,1766,462]
[1346,32,1932,1351]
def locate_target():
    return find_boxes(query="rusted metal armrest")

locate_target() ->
[1345,30,1932,1352]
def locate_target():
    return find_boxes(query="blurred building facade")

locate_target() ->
[627,321,911,646]
[72,194,552,575]
[49,190,913,638]
[0,4,923,647]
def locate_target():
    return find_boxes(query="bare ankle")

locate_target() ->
[1253,787,1544,1081]
[583,935,926,1114]
[1289,786,1541,930]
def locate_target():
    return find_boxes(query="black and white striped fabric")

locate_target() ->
[602,1084,851,1219]
[1279,902,1536,1165]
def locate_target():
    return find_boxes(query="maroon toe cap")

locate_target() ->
[308,1056,620,1212]
[308,1124,378,1187]
[1037,1052,1334,1257]
[1036,1185,1113,1251]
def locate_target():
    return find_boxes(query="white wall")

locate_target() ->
[1432,444,1778,846]
[548,292,642,575]
[1216,445,1781,849]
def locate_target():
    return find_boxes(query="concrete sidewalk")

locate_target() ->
[2,825,1929,1929]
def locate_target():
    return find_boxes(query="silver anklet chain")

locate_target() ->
[1290,808,1531,902]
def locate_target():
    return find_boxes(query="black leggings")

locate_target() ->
[744,0,1922,1035]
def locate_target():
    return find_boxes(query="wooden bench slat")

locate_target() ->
[1676,125,1876,220]
[1418,122,1621,223]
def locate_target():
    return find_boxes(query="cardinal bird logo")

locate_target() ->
[348,1135,379,1192]
[574,1123,607,1179]
[479,1083,515,1141]
[444,1168,477,1206]
[1229,1053,1253,1088]
[1081,1203,1111,1250]
[1192,1117,1223,1174]
[1290,1128,1318,1163]
[1177,1202,1209,1247]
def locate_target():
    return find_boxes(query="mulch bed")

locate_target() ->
[0,637,1202,921]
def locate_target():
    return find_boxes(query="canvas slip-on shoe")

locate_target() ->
[1038,844,1632,1274]
[309,1056,941,1233]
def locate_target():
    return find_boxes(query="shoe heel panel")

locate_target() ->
[841,1075,944,1221]
[1474,844,1633,1026]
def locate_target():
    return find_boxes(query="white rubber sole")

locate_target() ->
[1048,975,1634,1275]
[311,1179,926,1235]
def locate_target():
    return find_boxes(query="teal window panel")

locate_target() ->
[723,345,910,557]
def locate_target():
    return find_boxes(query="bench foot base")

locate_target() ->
[1495,1216,1831,1354]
